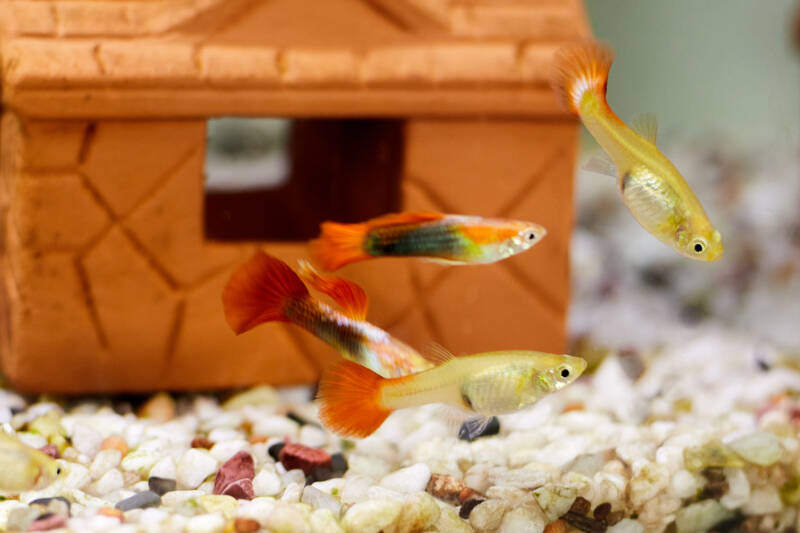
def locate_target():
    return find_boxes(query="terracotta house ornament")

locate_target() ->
[0,0,591,393]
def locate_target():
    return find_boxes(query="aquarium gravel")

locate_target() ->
[0,324,798,533]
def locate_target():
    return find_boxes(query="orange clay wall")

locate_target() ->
[0,112,577,393]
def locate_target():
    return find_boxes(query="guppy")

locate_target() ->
[310,212,546,271]
[317,348,587,438]
[0,431,61,492]
[551,41,723,261]
[222,252,432,377]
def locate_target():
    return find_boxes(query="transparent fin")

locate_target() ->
[457,416,499,442]
[423,257,468,266]
[433,404,473,434]
[583,150,617,177]
[631,113,658,144]
[297,260,368,320]
[422,342,456,365]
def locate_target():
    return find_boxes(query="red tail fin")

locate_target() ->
[317,360,392,438]
[309,222,370,271]
[297,260,368,321]
[222,251,310,334]
[550,40,615,114]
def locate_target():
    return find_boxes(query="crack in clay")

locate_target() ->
[74,256,109,348]
[77,123,97,166]
[403,172,458,213]
[362,0,448,33]
[163,298,186,369]
[496,144,565,218]
[281,324,326,376]
[500,259,565,321]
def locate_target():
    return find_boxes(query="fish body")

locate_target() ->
[311,212,546,271]
[551,42,723,261]
[318,350,587,437]
[222,252,431,377]
[0,431,60,492]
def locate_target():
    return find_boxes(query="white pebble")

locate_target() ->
[207,427,243,443]
[186,512,225,533]
[281,469,306,486]
[16,432,48,450]
[60,461,91,490]
[177,450,218,489]
[209,440,249,463]
[309,508,344,533]
[149,457,177,480]
[720,468,750,510]
[71,424,103,459]
[88,468,124,496]
[299,425,328,448]
[341,500,402,533]
[253,467,283,497]
[139,507,170,525]
[340,475,374,504]
[302,486,341,516]
[498,505,546,533]
[742,486,782,515]
[469,499,508,532]
[251,416,299,439]
[281,482,303,502]
[236,497,276,523]
[89,449,122,480]
[265,504,310,532]
[379,463,431,493]
[121,439,166,476]
[728,432,783,466]
[161,490,205,508]
[311,478,345,495]
[670,469,701,500]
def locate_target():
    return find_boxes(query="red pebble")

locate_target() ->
[28,514,67,531]
[278,442,332,475]
[213,451,255,500]
[39,445,59,459]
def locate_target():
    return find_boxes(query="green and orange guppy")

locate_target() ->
[318,348,587,438]
[221,251,432,378]
[310,212,547,271]
[551,41,723,262]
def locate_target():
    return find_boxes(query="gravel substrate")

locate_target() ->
[0,325,798,533]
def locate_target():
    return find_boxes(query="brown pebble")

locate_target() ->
[570,496,592,515]
[593,502,611,521]
[702,479,729,499]
[39,444,59,459]
[138,392,175,423]
[248,435,268,444]
[278,442,331,475]
[605,510,625,526]
[425,473,482,505]
[100,435,129,457]
[544,520,568,533]
[97,507,123,520]
[234,517,260,533]
[562,511,607,533]
[214,451,255,500]
[191,437,214,449]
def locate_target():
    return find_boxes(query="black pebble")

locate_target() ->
[458,417,500,442]
[459,498,485,519]
[268,442,285,462]
[306,452,349,484]
[115,491,161,511]
[286,412,309,426]
[148,476,177,495]
[9,407,24,415]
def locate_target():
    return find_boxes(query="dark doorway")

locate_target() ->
[204,118,405,241]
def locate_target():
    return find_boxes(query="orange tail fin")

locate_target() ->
[310,212,444,271]
[317,360,392,438]
[550,40,615,114]
[222,251,310,334]
[309,222,370,271]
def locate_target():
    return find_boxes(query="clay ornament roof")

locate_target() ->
[0,0,590,119]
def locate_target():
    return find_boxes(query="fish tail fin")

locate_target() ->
[550,40,615,114]
[317,360,392,438]
[222,251,310,334]
[309,222,371,271]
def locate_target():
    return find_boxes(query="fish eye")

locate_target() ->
[56,467,61,475]
[560,368,570,378]
[692,240,706,254]
[526,232,536,241]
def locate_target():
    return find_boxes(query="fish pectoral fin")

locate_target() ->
[297,260,368,320]
[457,416,496,442]
[422,257,468,266]
[631,113,658,145]
[422,342,456,365]
[583,150,617,177]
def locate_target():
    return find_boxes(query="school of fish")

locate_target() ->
[222,38,723,438]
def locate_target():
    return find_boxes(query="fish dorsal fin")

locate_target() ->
[583,150,617,177]
[422,342,456,365]
[297,260,368,321]
[631,113,658,144]
[365,211,444,229]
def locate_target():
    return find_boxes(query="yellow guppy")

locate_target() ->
[551,41,723,261]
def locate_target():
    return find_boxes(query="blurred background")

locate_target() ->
[572,0,800,352]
